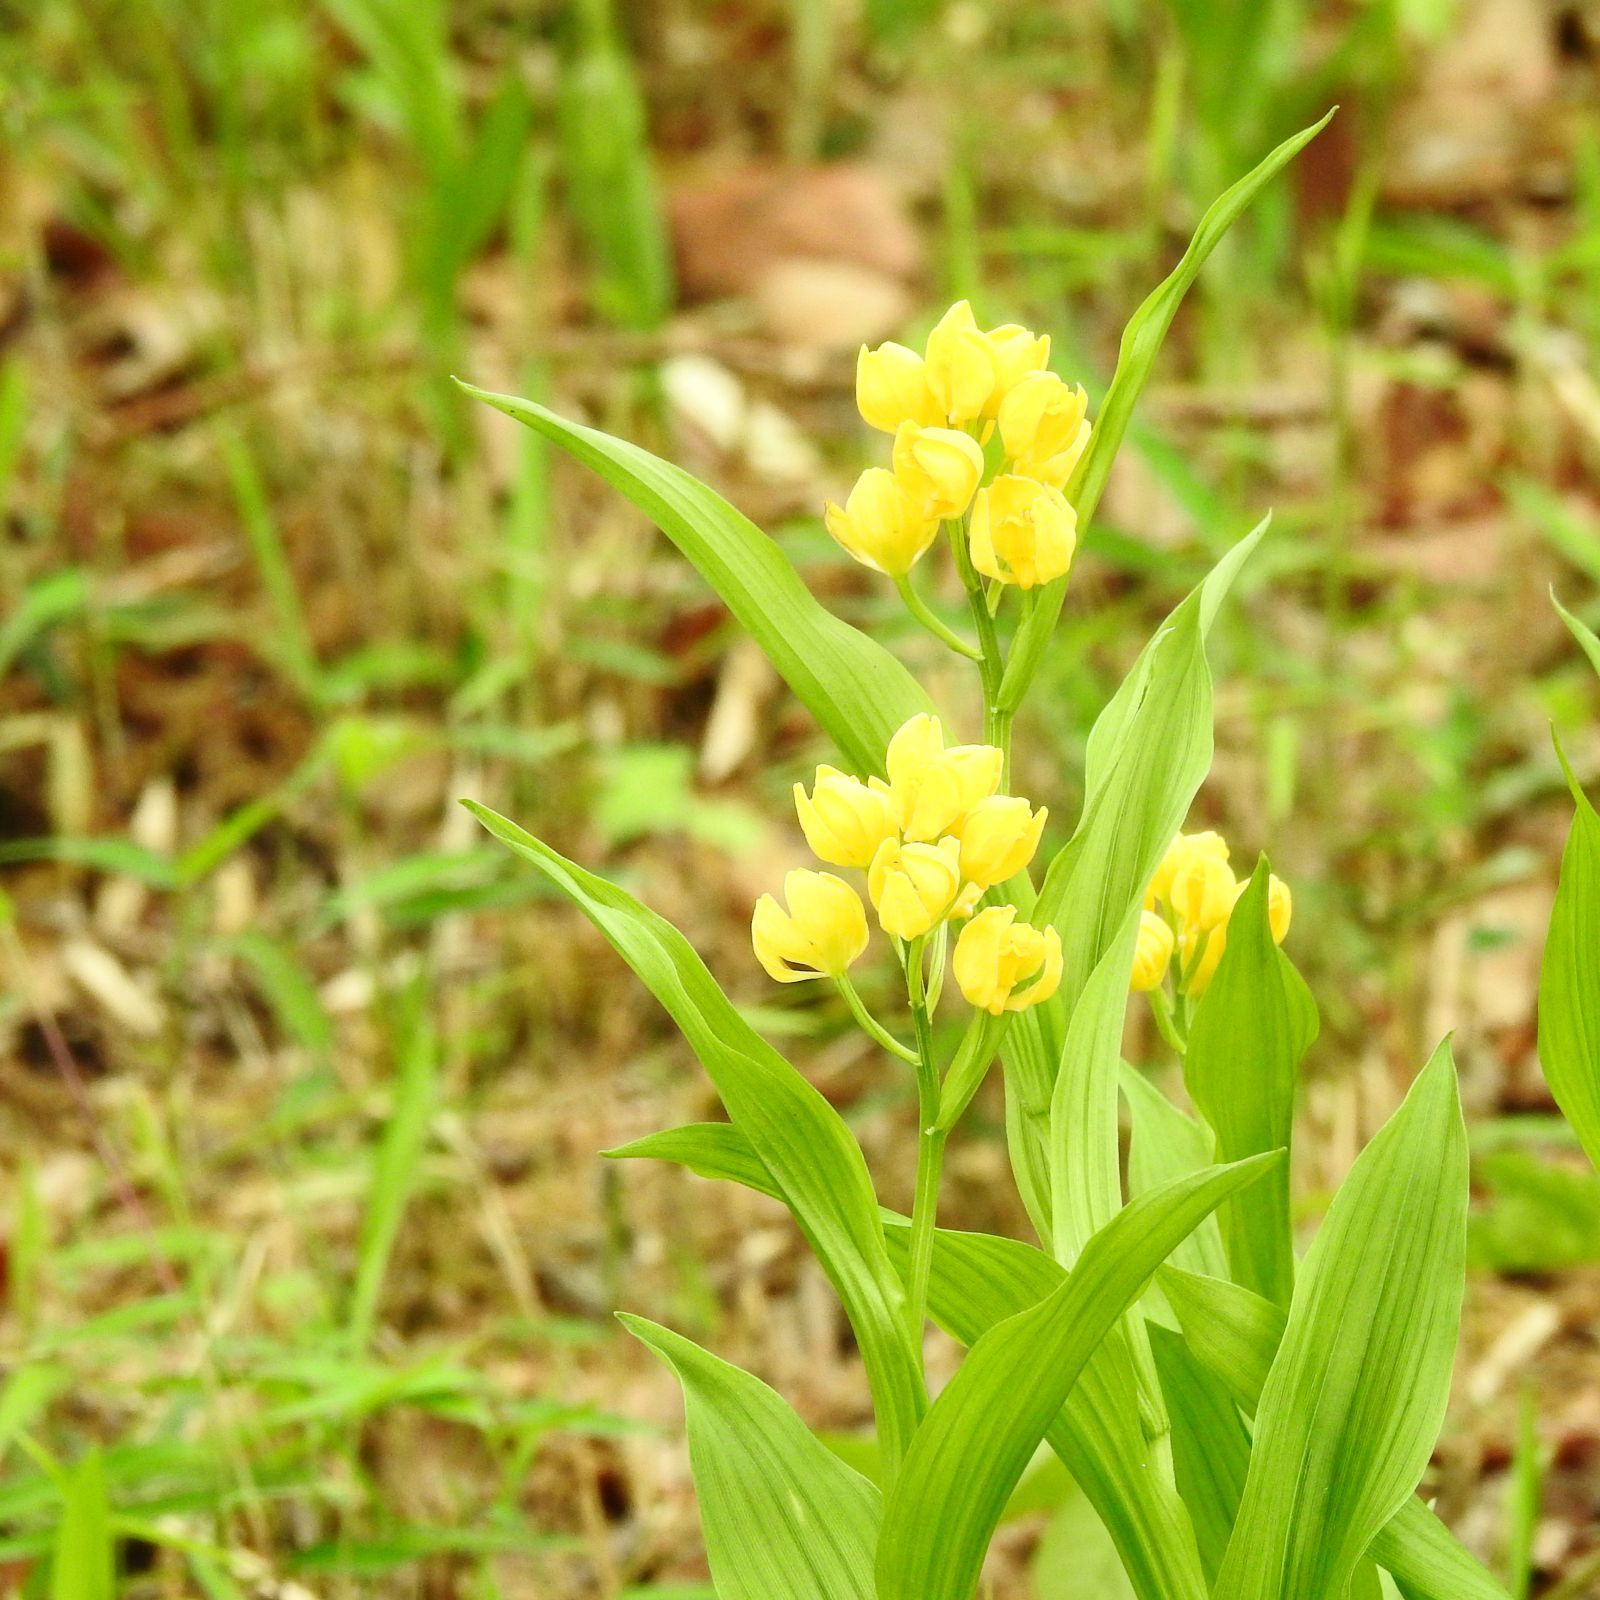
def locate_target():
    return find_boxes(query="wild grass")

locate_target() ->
[2,1,1599,1594]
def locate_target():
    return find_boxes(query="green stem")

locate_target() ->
[895,573,983,662]
[835,973,919,1065]
[946,517,1011,785]
[1147,986,1188,1057]
[902,938,946,1378]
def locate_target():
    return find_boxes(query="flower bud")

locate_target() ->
[998,372,1090,482]
[923,301,999,424]
[824,468,939,577]
[1148,830,1230,909]
[867,836,962,940]
[752,870,869,983]
[950,882,984,919]
[856,341,940,434]
[955,794,1047,889]
[793,765,897,869]
[1168,847,1237,934]
[1181,923,1226,996]
[1130,909,1175,993]
[884,713,1002,841]
[953,906,1063,1015]
[1269,874,1292,945]
[968,475,1077,589]
[983,322,1052,405]
[892,422,985,519]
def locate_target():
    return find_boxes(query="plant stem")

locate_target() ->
[902,937,947,1378]
[1148,986,1188,1056]
[835,973,920,1065]
[895,573,983,661]
[946,516,1011,785]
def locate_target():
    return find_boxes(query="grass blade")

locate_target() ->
[348,979,438,1351]
[1537,726,1600,1175]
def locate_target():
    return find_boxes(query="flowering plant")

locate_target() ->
[460,111,1527,1600]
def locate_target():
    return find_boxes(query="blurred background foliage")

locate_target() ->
[3,0,1600,1593]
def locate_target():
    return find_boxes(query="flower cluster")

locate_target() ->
[828,302,1090,591]
[752,714,1060,1017]
[1131,831,1292,998]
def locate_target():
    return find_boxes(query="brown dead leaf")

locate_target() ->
[668,163,921,302]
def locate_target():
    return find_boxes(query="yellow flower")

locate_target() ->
[983,323,1052,404]
[969,475,1078,589]
[856,341,940,434]
[950,882,984,919]
[1147,830,1230,909]
[955,794,1047,889]
[892,422,985,519]
[1130,909,1175,993]
[793,765,897,870]
[1268,874,1292,944]
[884,713,1002,841]
[1168,848,1237,933]
[953,906,1063,1015]
[824,468,939,576]
[923,301,999,425]
[868,835,962,939]
[1181,923,1226,996]
[997,372,1090,484]
[752,870,869,984]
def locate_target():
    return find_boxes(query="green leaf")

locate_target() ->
[1161,1267,1507,1600]
[625,1122,1212,1600]
[1002,524,1263,1241]
[1213,1042,1470,1600]
[1049,910,1147,1265]
[1149,1324,1251,1581]
[998,111,1334,707]
[1538,739,1600,1175]
[605,1122,783,1203]
[52,1451,114,1600]
[1123,1068,1228,1282]
[895,1222,1209,1600]
[454,385,933,775]
[876,1151,1281,1600]
[1184,860,1319,1306]
[622,1316,878,1600]
[466,803,924,1467]
[1553,589,1600,680]
[1159,1266,1283,1413]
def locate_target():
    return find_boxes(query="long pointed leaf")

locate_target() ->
[998,112,1333,707]
[624,1316,878,1600]
[456,385,933,775]
[1161,1266,1507,1600]
[625,1130,1210,1600]
[1123,1067,1228,1282]
[876,1151,1281,1600]
[467,804,924,1466]
[1002,525,1262,1239]
[606,1122,783,1201]
[1184,860,1318,1306]
[1213,1042,1469,1600]
[1537,738,1600,1174]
